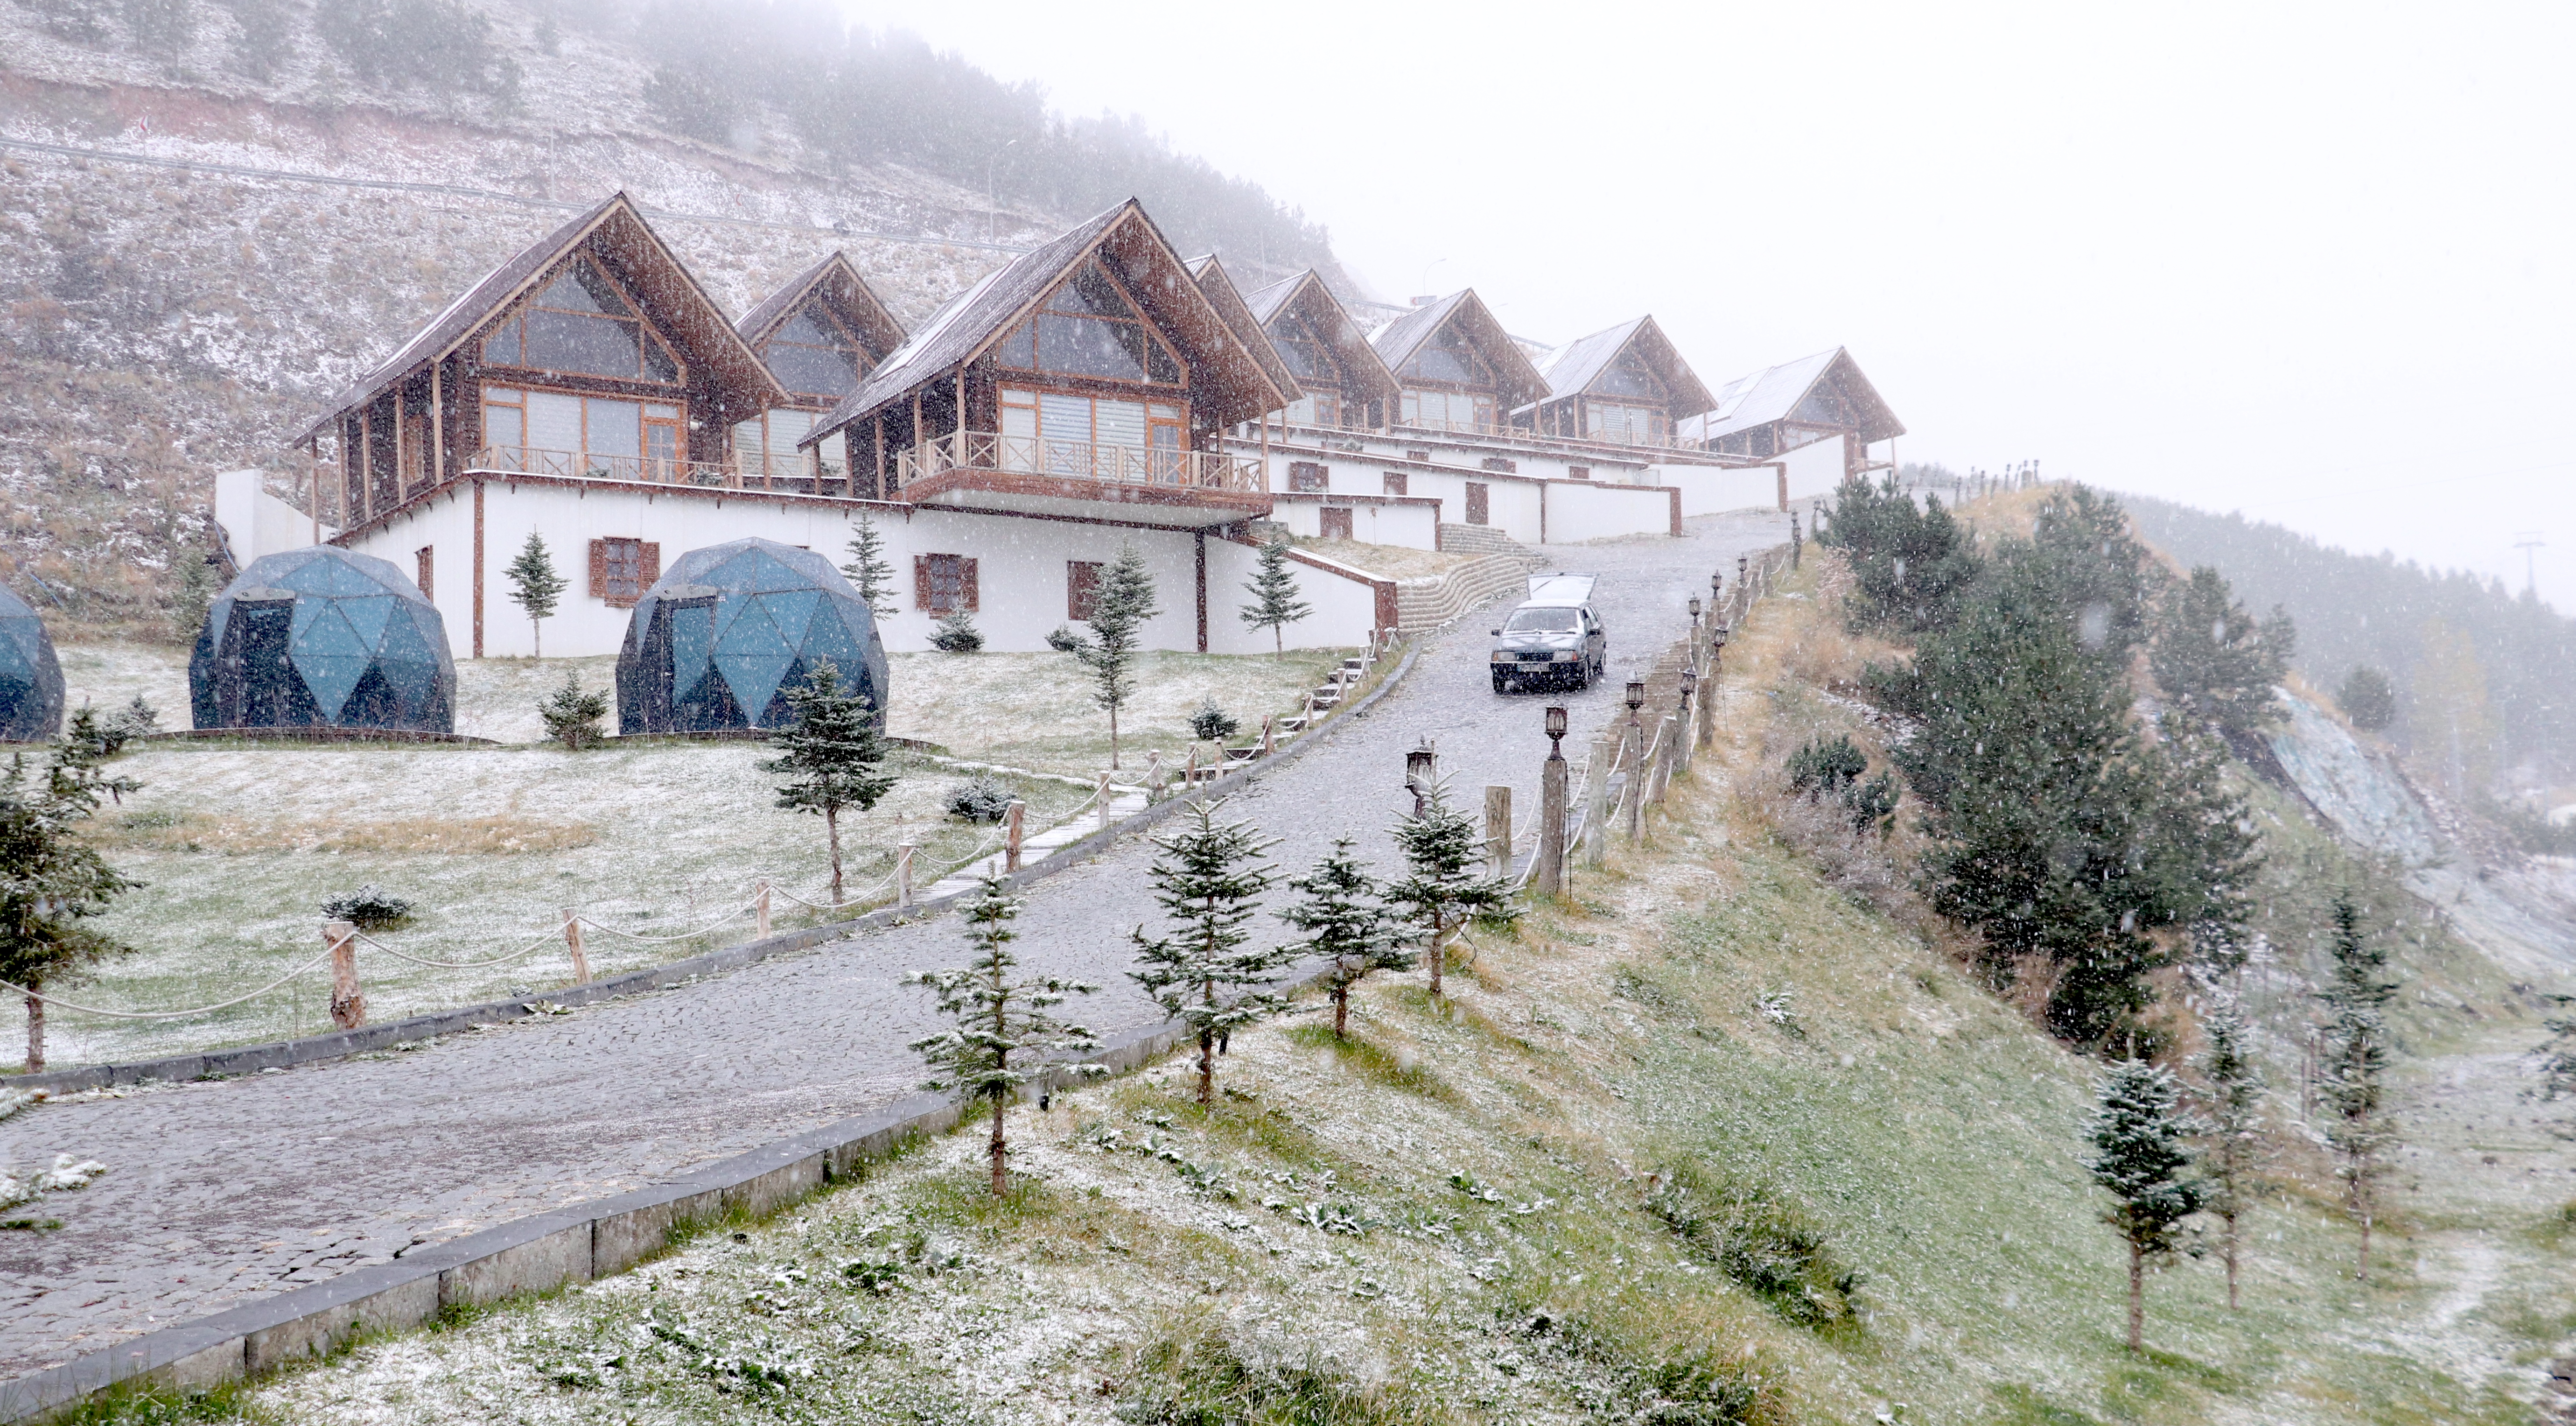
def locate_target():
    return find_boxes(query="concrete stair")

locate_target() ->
[1436,522,1533,558]
[1396,549,1542,630]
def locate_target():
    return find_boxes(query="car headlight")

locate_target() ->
[1491,651,1513,662]
[1553,651,1580,661]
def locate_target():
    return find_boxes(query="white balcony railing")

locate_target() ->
[464,445,854,495]
[894,430,1265,495]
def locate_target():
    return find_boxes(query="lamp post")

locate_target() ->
[1405,741,1437,816]
[1537,704,1569,897]
[1622,681,1646,843]
[1676,665,1697,777]
[1699,625,1727,749]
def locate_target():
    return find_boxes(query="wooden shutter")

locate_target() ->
[639,542,660,590]
[415,546,434,601]
[1318,507,1353,541]
[1465,483,1489,525]
[588,538,608,597]
[915,555,933,611]
[962,557,980,612]
[1068,561,1103,620]
[1381,471,1407,496]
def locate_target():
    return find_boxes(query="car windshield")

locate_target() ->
[1505,607,1581,633]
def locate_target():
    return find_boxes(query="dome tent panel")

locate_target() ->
[188,548,455,733]
[0,583,64,743]
[616,538,889,735]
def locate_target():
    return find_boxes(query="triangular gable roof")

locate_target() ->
[809,200,1295,444]
[293,193,787,444]
[1241,268,1401,412]
[1533,315,1716,416]
[1679,347,1904,444]
[1187,254,1302,407]
[737,252,908,364]
[1367,288,1550,409]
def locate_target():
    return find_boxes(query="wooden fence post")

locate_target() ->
[897,843,915,909]
[1097,771,1113,832]
[324,919,364,1029]
[1261,714,1277,758]
[1483,785,1512,882]
[560,906,592,984]
[754,880,770,941]
[1005,800,1026,872]
[1583,736,1613,868]
[1537,748,1567,898]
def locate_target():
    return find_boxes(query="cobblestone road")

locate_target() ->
[0,510,1791,1378]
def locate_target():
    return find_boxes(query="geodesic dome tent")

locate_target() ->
[616,538,889,734]
[0,583,64,742]
[189,548,455,733]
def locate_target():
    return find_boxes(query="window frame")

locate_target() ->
[985,257,1190,390]
[760,295,872,400]
[479,253,685,389]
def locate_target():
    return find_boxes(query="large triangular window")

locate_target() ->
[990,259,1184,386]
[1403,322,1495,388]
[1592,347,1667,401]
[763,296,868,399]
[1793,377,1854,427]
[1270,311,1335,383]
[481,253,678,384]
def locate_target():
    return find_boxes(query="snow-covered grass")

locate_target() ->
[23,644,1344,1069]
[110,564,2573,1424]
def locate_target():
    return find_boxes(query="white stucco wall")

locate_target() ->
[1541,481,1679,543]
[1645,461,1784,516]
[214,469,336,564]
[339,478,1387,660]
[1781,437,1849,503]
[1266,495,1442,551]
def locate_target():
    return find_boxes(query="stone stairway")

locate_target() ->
[1436,522,1533,558]
[1396,548,1541,629]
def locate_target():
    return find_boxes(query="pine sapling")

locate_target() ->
[763,661,896,903]
[905,876,1105,1196]
[1239,533,1311,655]
[504,532,568,657]
[1128,800,1286,1104]
[2087,1058,2205,1352]
[1279,838,1410,1039]
[1076,542,1160,768]
[2533,995,2576,1125]
[1389,776,1518,997]
[538,671,609,750]
[841,513,896,618]
[2194,997,2266,1309]
[0,739,140,1073]
[2318,893,2398,1280]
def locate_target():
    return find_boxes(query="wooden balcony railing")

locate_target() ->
[463,446,854,495]
[894,431,1265,495]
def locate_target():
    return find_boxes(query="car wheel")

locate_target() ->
[1492,673,1510,694]
[1570,662,1589,690]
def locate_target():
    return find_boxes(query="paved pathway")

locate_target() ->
[0,510,1791,1379]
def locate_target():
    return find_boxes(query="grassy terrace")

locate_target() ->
[112,558,2569,1425]
[22,644,1345,1070]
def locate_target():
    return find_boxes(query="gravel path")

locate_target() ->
[0,510,1791,1380]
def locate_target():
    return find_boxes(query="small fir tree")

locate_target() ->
[1188,698,1239,744]
[2533,995,2576,1115]
[0,741,140,1073]
[1127,800,1287,1104]
[931,609,985,653]
[55,705,139,805]
[2149,566,2293,740]
[2338,665,2398,733]
[905,876,1105,1196]
[1074,542,1160,768]
[170,544,223,644]
[1388,777,1519,998]
[503,532,568,657]
[1280,838,1411,1040]
[762,661,896,904]
[2194,997,2266,1310]
[2086,1058,2205,1352]
[841,513,897,618]
[2317,893,2399,1280]
[1239,534,1311,655]
[538,671,609,750]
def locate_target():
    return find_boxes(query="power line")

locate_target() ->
[0,135,1036,256]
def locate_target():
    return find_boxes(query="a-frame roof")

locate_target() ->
[1240,268,1401,412]
[808,200,1295,444]
[1368,288,1550,409]
[737,252,908,365]
[1532,316,1716,418]
[293,192,787,443]
[1186,254,1303,408]
[1681,347,1905,445]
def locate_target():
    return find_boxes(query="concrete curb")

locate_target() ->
[0,645,1423,1421]
[12,646,1419,1099]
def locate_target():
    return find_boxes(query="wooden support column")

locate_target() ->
[429,363,445,487]
[358,407,375,523]
[471,478,485,658]
[1195,531,1208,653]
[872,413,886,497]
[393,384,408,499]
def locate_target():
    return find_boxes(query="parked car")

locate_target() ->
[1490,573,1606,693]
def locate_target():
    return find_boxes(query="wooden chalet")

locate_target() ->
[804,200,1293,529]
[1184,254,1305,422]
[291,193,792,531]
[733,253,908,485]
[1521,316,1715,450]
[1368,289,1550,436]
[1680,348,1904,473]
[1238,268,1400,432]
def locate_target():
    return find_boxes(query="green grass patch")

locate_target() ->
[1285,1022,1463,1103]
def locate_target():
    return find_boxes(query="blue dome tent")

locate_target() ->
[0,582,64,743]
[189,548,455,733]
[616,538,889,734]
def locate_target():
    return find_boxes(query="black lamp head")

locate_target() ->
[1624,681,1646,712]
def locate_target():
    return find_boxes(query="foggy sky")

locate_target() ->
[836,0,2576,612]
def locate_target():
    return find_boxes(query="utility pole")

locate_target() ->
[2515,532,2545,599]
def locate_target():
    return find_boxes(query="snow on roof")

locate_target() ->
[1535,319,1648,401]
[1677,348,1905,444]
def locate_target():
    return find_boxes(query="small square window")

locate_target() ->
[1068,560,1104,621]
[1382,471,1408,496]
[1288,461,1328,493]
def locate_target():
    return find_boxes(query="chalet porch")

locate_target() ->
[891,429,1270,528]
